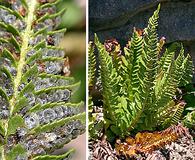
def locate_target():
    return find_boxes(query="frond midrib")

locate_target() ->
[9,0,38,115]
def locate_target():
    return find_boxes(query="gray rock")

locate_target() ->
[90,0,195,43]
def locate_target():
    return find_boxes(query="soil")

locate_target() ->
[89,131,195,160]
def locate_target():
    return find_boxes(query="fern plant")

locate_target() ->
[88,42,104,140]
[92,4,193,139]
[88,41,96,139]
[0,0,85,159]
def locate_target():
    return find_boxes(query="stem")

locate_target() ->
[10,0,38,115]
[1,148,5,160]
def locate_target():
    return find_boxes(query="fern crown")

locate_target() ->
[92,4,193,138]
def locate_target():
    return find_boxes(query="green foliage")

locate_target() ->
[91,4,193,139]
[183,111,195,131]
[182,84,195,112]
[180,84,195,131]
[88,42,96,88]
[0,0,85,159]
[88,42,104,139]
[88,42,95,139]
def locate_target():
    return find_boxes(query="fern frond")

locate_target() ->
[0,0,85,159]
[157,101,185,127]
[125,29,145,99]
[179,54,193,86]
[143,4,160,96]
[88,41,96,88]
[94,34,132,137]
[183,111,195,130]
[94,34,117,121]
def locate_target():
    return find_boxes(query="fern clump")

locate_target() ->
[90,4,193,140]
[0,0,85,159]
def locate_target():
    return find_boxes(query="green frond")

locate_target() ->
[183,111,195,130]
[88,41,96,87]
[179,54,193,86]
[157,101,185,127]
[94,34,117,118]
[143,5,160,98]
[126,29,145,99]
[94,34,131,136]
[156,62,177,109]
[159,49,175,73]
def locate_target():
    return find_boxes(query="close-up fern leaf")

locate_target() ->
[0,0,85,159]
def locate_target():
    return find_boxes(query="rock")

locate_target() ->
[90,0,195,43]
[89,139,118,160]
[90,0,160,30]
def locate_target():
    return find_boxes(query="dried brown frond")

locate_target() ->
[115,124,190,158]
